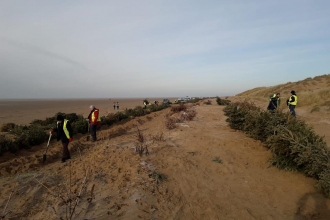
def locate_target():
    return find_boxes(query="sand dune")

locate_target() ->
[1,99,329,219]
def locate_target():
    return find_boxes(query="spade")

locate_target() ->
[43,132,52,162]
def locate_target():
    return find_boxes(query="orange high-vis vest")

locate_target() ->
[91,109,101,123]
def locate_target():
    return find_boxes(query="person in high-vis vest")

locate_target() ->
[287,90,298,116]
[88,105,101,142]
[267,93,280,111]
[51,114,73,163]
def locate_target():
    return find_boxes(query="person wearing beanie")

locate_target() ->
[287,90,298,116]
[50,114,73,162]
[267,92,281,111]
[87,105,101,142]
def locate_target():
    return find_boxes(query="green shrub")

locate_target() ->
[223,101,259,130]
[123,106,147,118]
[204,100,212,105]
[31,112,81,127]
[0,123,16,132]
[224,101,330,197]
[216,97,231,105]
[115,111,129,121]
[65,113,80,123]
[147,104,167,112]
[9,125,29,136]
[1,104,172,155]
[242,110,291,142]
[0,135,18,154]
[8,125,47,149]
[72,117,89,134]
[266,120,328,178]
[101,111,129,126]
[26,125,48,146]
[31,116,56,126]
[101,113,117,126]
[132,106,146,117]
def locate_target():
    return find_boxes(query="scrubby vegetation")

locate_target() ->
[204,100,212,105]
[135,127,149,156]
[0,104,170,156]
[224,101,330,197]
[0,123,16,132]
[0,113,87,155]
[149,170,167,184]
[216,97,231,106]
[165,104,197,130]
[170,104,187,113]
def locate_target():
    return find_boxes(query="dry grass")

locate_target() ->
[181,109,197,121]
[165,106,197,130]
[298,88,330,107]
[150,132,165,142]
[165,117,178,130]
[135,127,149,156]
[34,161,94,220]
[236,74,330,109]
[311,105,320,113]
[171,105,187,113]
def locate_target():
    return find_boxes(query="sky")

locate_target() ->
[0,0,330,99]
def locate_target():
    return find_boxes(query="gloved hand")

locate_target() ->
[69,138,73,142]
[50,129,54,134]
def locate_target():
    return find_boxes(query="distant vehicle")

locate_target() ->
[177,96,190,103]
[163,99,171,105]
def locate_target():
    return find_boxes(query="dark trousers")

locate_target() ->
[62,142,70,159]
[90,124,97,141]
[289,105,296,116]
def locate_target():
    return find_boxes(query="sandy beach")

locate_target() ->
[0,98,175,125]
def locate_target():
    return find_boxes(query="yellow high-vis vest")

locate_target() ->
[91,109,101,122]
[289,95,298,106]
[57,119,70,139]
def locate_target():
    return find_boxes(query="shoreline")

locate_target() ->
[0,98,176,125]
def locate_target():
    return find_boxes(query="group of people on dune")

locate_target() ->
[267,90,298,116]
[50,105,100,163]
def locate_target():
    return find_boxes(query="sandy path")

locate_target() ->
[0,100,329,219]
[147,104,330,219]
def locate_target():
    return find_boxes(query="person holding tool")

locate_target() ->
[267,93,281,111]
[50,114,73,163]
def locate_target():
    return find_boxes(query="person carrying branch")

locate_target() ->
[50,114,73,163]
[88,105,101,142]
[267,93,281,111]
[287,90,298,116]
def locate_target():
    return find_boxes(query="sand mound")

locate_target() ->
[1,101,330,219]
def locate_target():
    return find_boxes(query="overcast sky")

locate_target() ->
[1,0,329,99]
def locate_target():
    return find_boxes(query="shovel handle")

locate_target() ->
[43,133,52,162]
[45,133,52,153]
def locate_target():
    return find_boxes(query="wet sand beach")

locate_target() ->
[0,98,174,125]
